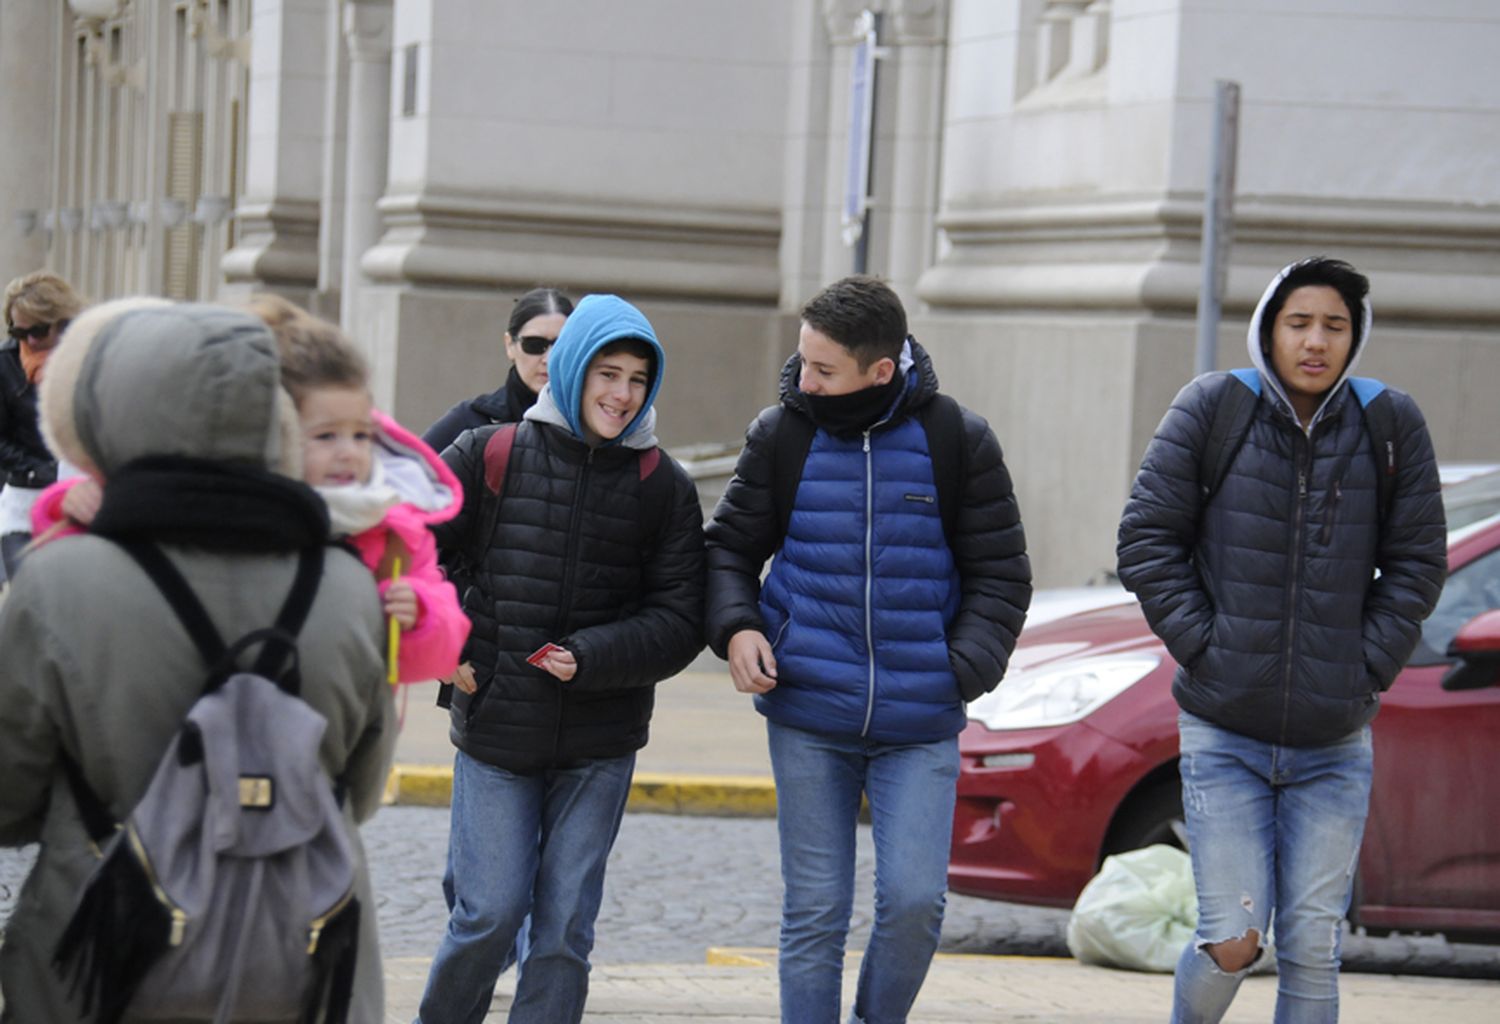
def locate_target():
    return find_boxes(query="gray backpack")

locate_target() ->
[54,543,361,1024]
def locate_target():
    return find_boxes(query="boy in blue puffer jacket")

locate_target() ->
[705,275,1031,1024]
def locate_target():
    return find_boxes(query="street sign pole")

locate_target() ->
[842,10,884,274]
[1195,80,1241,376]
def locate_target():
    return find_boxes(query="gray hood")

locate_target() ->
[1246,259,1374,430]
[40,303,301,477]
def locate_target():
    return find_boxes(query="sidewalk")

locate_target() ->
[382,950,1500,1023]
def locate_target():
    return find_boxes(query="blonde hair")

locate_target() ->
[244,294,369,407]
[4,270,86,329]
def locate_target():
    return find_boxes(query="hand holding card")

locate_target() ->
[526,642,563,668]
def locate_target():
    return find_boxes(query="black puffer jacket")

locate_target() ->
[0,339,57,489]
[422,366,537,455]
[433,419,706,773]
[1117,369,1446,747]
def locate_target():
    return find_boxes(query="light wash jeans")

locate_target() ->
[767,719,959,1024]
[1172,711,1374,1024]
[415,749,635,1024]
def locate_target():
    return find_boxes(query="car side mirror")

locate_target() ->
[1441,608,1500,691]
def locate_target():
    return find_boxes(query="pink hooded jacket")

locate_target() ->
[32,408,469,684]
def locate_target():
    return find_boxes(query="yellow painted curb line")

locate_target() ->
[384,764,778,817]
[706,947,776,967]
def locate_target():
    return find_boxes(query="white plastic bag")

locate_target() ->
[1066,844,1197,972]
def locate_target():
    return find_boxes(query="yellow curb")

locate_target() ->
[706,946,776,967]
[383,764,778,816]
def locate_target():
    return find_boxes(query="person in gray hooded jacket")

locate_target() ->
[1117,258,1446,1023]
[0,302,396,1022]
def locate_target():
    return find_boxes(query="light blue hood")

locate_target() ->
[526,294,663,447]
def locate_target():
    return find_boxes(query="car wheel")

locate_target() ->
[1103,779,1188,858]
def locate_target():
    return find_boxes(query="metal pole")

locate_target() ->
[853,11,882,275]
[1194,80,1240,377]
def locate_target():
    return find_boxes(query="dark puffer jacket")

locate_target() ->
[706,341,1031,741]
[1118,363,1446,747]
[422,366,537,455]
[433,419,705,774]
[0,338,57,489]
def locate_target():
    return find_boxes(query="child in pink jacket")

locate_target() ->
[34,303,468,684]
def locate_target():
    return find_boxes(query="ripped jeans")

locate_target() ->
[1172,711,1373,1024]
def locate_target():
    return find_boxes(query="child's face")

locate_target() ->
[579,350,650,445]
[300,386,375,487]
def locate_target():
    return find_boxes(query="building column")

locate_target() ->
[340,0,392,365]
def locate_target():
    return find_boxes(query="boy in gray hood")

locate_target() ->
[1117,258,1446,1022]
[0,303,396,1021]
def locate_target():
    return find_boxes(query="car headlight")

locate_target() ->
[967,654,1160,730]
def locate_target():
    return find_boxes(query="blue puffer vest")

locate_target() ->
[756,381,966,744]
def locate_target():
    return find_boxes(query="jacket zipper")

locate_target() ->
[1278,434,1312,744]
[1319,477,1342,546]
[551,448,593,762]
[860,430,877,738]
[127,821,189,946]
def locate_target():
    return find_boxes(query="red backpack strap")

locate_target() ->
[483,423,519,495]
[637,446,661,482]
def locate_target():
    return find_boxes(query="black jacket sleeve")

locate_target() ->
[947,411,1032,701]
[1361,390,1447,689]
[430,426,487,568]
[703,406,785,658]
[561,458,707,691]
[1116,376,1218,671]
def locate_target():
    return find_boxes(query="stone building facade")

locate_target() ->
[4,0,1499,584]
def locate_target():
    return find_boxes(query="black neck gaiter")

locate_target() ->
[803,370,905,438]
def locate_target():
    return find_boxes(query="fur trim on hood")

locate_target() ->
[40,302,304,479]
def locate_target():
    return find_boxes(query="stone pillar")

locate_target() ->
[340,0,392,369]
[314,0,351,321]
[0,0,56,285]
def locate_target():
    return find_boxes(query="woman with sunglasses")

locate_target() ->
[422,287,574,453]
[1,271,84,580]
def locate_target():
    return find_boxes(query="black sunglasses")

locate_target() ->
[7,320,65,344]
[516,334,556,356]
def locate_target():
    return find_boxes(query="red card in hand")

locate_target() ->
[527,642,563,668]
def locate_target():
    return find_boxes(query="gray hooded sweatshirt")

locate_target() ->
[0,304,395,1022]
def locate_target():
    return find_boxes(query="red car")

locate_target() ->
[949,497,1500,939]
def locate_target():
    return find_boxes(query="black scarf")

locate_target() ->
[90,455,330,552]
[802,370,906,438]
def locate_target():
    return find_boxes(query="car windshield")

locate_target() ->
[1410,504,1500,666]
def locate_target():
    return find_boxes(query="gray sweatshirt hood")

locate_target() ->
[41,303,299,478]
[1246,259,1374,430]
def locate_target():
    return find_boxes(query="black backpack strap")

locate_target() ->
[120,542,322,692]
[1200,369,1261,504]
[771,410,817,549]
[919,394,967,548]
[1350,378,1398,530]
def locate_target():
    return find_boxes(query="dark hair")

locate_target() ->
[800,275,908,370]
[1259,257,1370,355]
[508,287,574,339]
[595,337,657,384]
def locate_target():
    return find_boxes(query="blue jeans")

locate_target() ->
[1172,711,1374,1024]
[415,749,635,1024]
[767,719,959,1024]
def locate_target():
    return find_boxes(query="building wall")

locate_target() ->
[5,0,1499,587]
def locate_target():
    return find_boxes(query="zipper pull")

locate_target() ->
[170,908,188,947]
[1298,471,1307,499]
[863,431,871,453]
[307,923,323,955]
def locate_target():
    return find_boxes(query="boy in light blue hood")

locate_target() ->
[419,294,706,1024]
[524,293,665,448]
